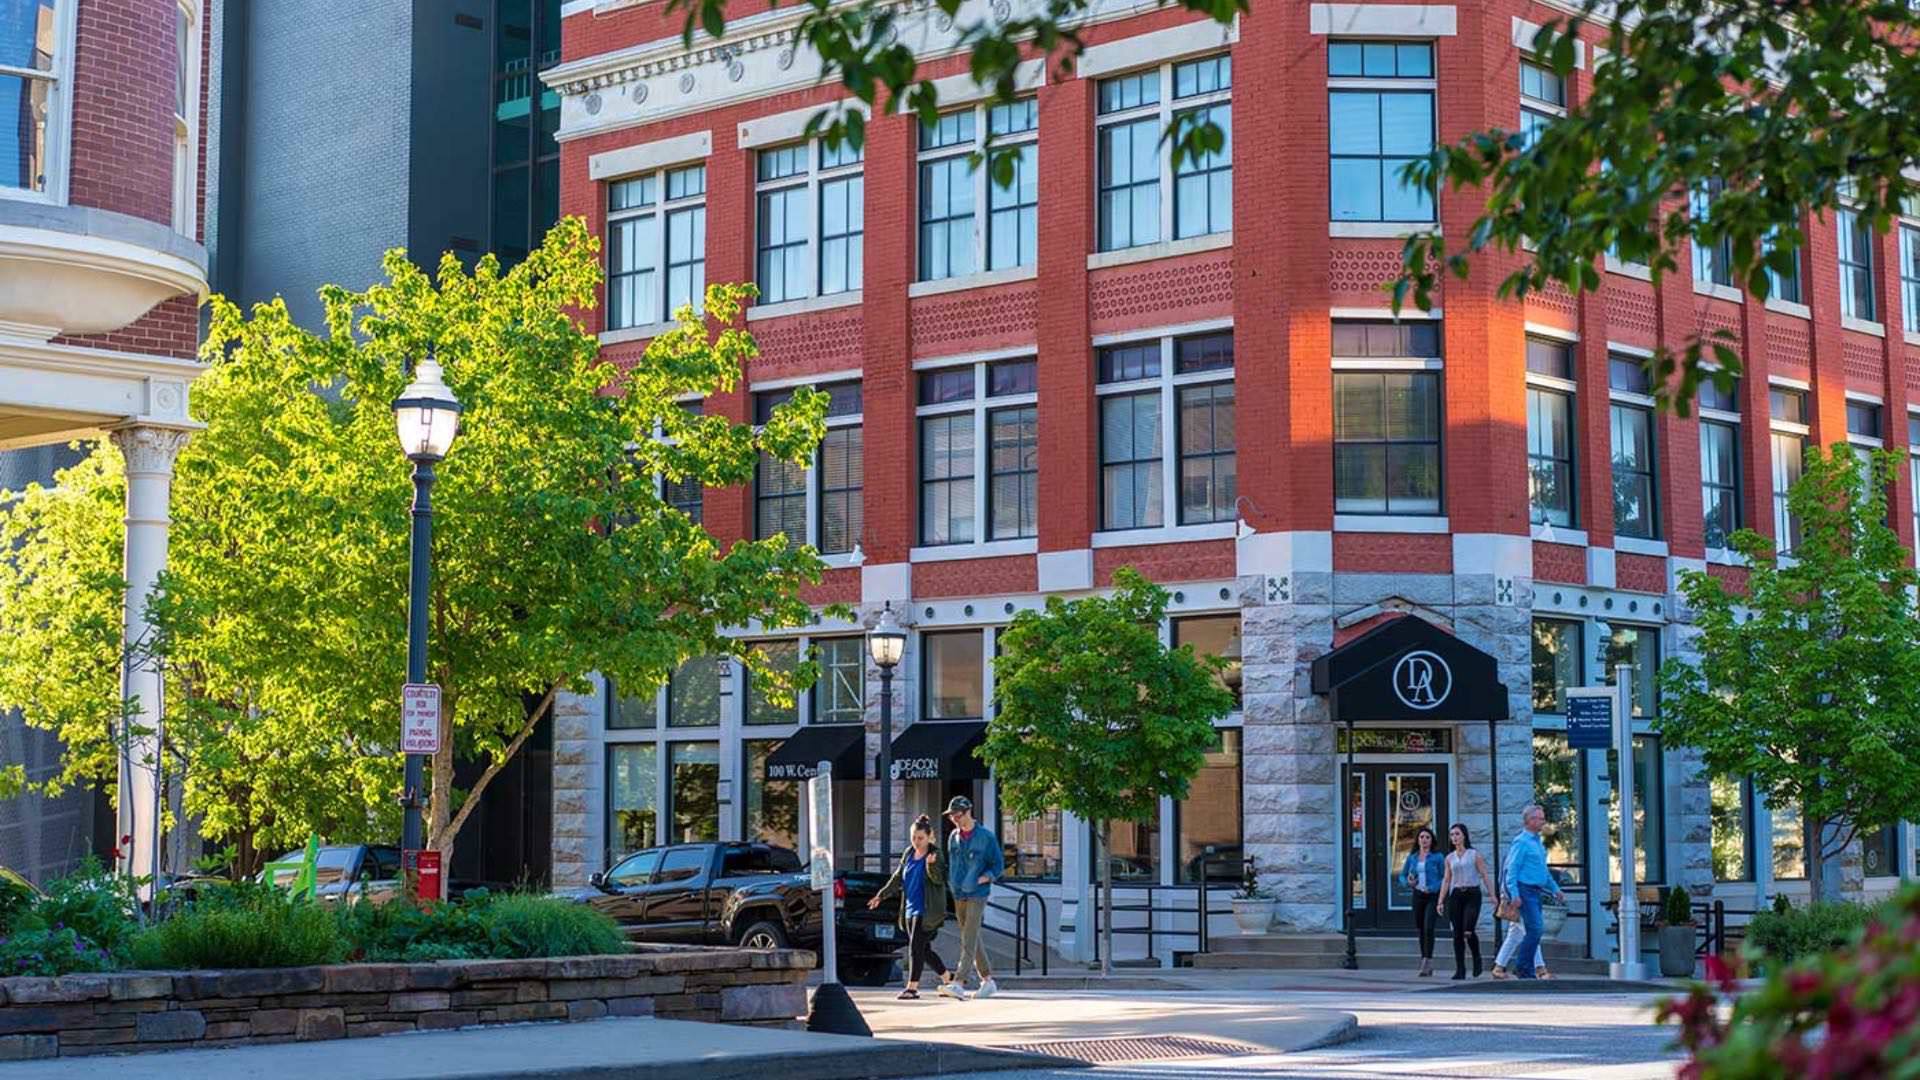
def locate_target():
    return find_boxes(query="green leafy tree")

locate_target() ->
[1658,444,1920,901]
[983,567,1234,974]
[0,218,832,873]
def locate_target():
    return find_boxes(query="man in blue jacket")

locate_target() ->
[944,796,1005,998]
[1504,803,1565,980]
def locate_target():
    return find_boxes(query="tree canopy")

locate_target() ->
[1657,444,1920,901]
[0,219,832,873]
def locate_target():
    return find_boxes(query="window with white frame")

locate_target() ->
[1096,54,1232,252]
[1609,354,1658,540]
[606,163,707,330]
[1332,320,1442,514]
[755,138,863,305]
[1698,376,1741,550]
[1518,59,1564,150]
[1900,215,1920,330]
[1770,385,1809,552]
[660,398,704,524]
[1910,415,1920,559]
[753,381,863,555]
[917,98,1039,281]
[1096,330,1237,530]
[1,0,66,197]
[1846,398,1883,504]
[1328,41,1435,223]
[1526,336,1576,527]
[1766,225,1804,304]
[1690,178,1734,288]
[172,2,198,235]
[1838,205,1877,322]
[918,357,1039,545]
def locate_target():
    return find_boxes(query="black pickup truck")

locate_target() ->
[567,841,902,982]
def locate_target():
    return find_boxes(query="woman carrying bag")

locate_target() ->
[869,814,965,1000]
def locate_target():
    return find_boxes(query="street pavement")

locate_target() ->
[909,989,1683,1079]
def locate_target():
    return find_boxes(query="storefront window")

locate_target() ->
[997,803,1061,881]
[667,656,721,727]
[922,631,985,720]
[1861,824,1900,878]
[668,741,720,842]
[607,676,656,730]
[1607,735,1664,883]
[1095,818,1159,884]
[1771,800,1805,880]
[743,740,799,850]
[1604,624,1660,717]
[1711,774,1754,882]
[1532,731,1583,885]
[1173,614,1241,709]
[1176,728,1242,883]
[607,743,659,864]
[1531,618,1582,714]
[812,637,865,724]
[745,640,799,726]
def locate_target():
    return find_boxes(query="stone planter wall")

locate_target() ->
[0,944,812,1061]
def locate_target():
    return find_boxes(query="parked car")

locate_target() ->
[565,841,902,983]
[259,844,483,903]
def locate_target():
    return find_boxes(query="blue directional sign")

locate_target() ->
[1566,694,1612,750]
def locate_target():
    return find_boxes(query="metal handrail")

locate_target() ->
[1086,881,1237,963]
[984,881,1050,975]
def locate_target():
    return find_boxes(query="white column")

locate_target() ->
[111,425,190,888]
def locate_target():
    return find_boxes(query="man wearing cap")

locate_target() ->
[943,796,1005,998]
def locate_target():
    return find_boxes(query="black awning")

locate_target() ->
[763,724,866,781]
[1309,615,1510,724]
[882,721,989,782]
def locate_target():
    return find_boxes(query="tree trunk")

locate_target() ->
[427,691,455,851]
[1099,821,1113,979]
[1806,812,1826,903]
[432,684,558,858]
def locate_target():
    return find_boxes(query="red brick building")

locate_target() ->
[541,0,1915,961]
[0,0,209,886]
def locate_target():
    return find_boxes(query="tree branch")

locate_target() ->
[438,681,560,851]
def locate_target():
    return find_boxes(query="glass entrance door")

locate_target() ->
[1343,762,1451,932]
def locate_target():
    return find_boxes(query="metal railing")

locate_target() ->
[1085,881,1236,964]
[985,881,1049,975]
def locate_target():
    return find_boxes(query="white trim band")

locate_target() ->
[1311,4,1458,37]
[588,130,712,181]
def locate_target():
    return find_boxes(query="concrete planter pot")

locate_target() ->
[1659,925,1698,977]
[1231,898,1276,934]
[1541,901,1570,940]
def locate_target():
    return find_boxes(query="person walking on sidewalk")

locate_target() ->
[870,815,964,1001]
[1503,804,1564,980]
[1400,826,1446,977]
[1437,823,1492,979]
[1488,834,1549,979]
[944,796,1005,998]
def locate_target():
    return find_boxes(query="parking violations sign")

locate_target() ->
[808,763,834,891]
[401,683,441,754]
[1565,689,1613,750]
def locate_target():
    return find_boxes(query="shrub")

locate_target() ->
[1661,884,1920,1078]
[132,885,346,969]
[0,868,35,935]
[0,927,118,977]
[1662,885,1694,927]
[335,892,625,962]
[1743,899,1872,969]
[29,858,140,961]
[480,894,625,959]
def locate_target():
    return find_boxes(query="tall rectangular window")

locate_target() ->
[607,744,659,862]
[1690,179,1733,287]
[1332,321,1442,515]
[668,741,720,843]
[918,99,1039,280]
[1700,420,1740,549]
[755,139,863,304]
[173,3,196,234]
[1771,386,1808,551]
[919,358,1038,545]
[666,656,721,727]
[753,382,863,555]
[743,741,799,850]
[3,0,65,195]
[988,406,1039,541]
[607,163,707,329]
[1096,332,1234,530]
[922,631,985,720]
[1175,727,1242,884]
[1097,55,1232,251]
[1526,337,1576,527]
[745,639,800,726]
[1608,734,1665,883]
[1609,357,1658,540]
[1533,732,1584,885]
[1604,624,1660,718]
[1710,775,1753,883]
[919,413,975,545]
[1518,59,1564,150]
[1328,41,1435,223]
[1771,800,1805,880]
[811,637,865,725]
[1531,617,1582,715]
[1767,226,1803,304]
[1838,207,1877,322]
[1911,414,1920,560]
[1901,223,1920,331]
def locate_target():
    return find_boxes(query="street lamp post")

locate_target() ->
[393,353,462,865]
[867,603,906,866]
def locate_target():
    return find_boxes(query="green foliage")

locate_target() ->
[1663,885,1693,928]
[0,868,35,934]
[1661,886,1920,1076]
[1236,858,1271,901]
[1658,445,1920,901]
[1404,0,1920,412]
[0,928,118,977]
[335,892,625,963]
[27,858,141,961]
[0,219,833,865]
[1743,900,1872,970]
[130,886,347,970]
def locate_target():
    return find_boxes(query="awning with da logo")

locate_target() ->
[878,721,989,782]
[761,724,866,781]
[1309,615,1509,724]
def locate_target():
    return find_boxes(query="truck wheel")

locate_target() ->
[737,920,789,950]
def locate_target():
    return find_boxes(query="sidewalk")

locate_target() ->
[0,1017,1070,1080]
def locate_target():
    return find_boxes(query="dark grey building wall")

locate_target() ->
[408,1,494,269]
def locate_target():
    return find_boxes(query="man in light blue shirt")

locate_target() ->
[1504,803,1564,979]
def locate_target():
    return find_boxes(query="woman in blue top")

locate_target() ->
[870,814,959,1000]
[1400,826,1447,977]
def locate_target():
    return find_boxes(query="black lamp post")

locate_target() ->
[393,353,462,866]
[867,603,905,865]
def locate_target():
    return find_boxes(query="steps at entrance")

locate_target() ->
[1191,933,1607,975]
